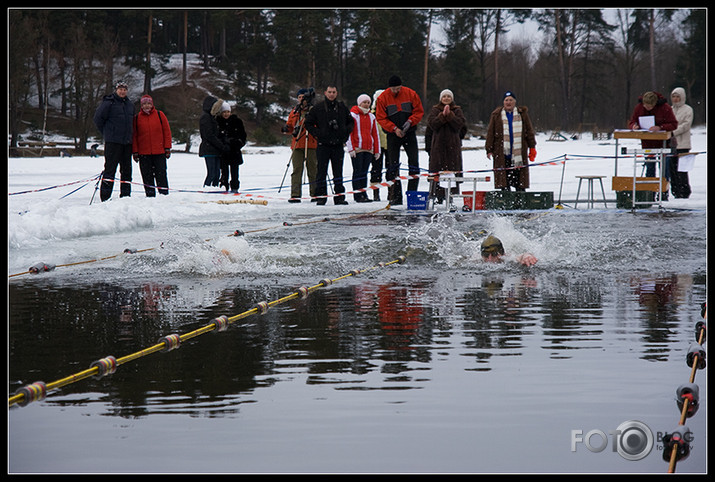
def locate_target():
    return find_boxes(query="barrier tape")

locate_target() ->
[8,254,408,408]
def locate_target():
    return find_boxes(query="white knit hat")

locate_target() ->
[440,89,454,101]
[221,102,231,112]
[357,94,372,105]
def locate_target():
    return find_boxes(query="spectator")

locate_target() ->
[375,76,424,205]
[199,96,230,188]
[93,80,135,201]
[425,89,467,204]
[216,102,247,193]
[347,93,381,203]
[668,87,693,198]
[370,89,389,201]
[132,94,172,197]
[282,88,318,203]
[485,91,537,192]
[305,85,354,205]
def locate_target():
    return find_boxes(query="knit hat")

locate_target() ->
[481,235,505,257]
[440,89,454,101]
[503,91,516,101]
[388,75,402,87]
[140,95,153,104]
[357,94,372,105]
[297,88,309,97]
[221,101,231,112]
[115,80,128,90]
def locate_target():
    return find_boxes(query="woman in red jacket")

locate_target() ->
[132,95,172,197]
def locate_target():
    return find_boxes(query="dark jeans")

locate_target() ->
[221,159,240,192]
[370,148,386,184]
[386,131,420,200]
[316,144,346,204]
[203,155,221,187]
[100,142,132,201]
[351,151,373,201]
[138,154,169,197]
[667,149,691,198]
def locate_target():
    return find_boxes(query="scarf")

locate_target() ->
[501,108,523,166]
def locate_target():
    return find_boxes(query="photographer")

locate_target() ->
[282,88,318,203]
[305,85,354,205]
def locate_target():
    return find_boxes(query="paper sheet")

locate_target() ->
[638,115,655,130]
[678,154,695,172]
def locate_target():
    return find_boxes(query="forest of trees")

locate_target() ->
[8,8,707,151]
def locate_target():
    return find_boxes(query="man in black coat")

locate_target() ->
[305,86,354,205]
[93,80,135,201]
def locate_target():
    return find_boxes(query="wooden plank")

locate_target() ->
[613,130,671,141]
[612,176,669,192]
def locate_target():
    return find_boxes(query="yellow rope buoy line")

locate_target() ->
[8,254,408,408]
[8,204,393,279]
[664,302,706,473]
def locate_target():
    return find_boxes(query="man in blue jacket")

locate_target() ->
[93,80,135,201]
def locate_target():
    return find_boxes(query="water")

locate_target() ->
[8,208,707,473]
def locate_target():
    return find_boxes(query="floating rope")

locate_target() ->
[8,254,408,408]
[664,302,706,473]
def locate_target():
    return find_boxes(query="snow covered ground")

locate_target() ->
[7,126,707,277]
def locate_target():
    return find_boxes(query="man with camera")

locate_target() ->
[282,88,318,203]
[305,85,354,205]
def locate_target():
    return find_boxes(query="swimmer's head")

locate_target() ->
[481,235,505,260]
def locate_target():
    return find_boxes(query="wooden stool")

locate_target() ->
[574,176,608,209]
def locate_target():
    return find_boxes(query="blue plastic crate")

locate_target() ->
[406,191,429,210]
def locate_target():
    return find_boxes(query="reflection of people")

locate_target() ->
[668,87,693,199]
[305,85,354,205]
[375,76,424,205]
[485,91,537,192]
[283,88,318,203]
[132,95,172,197]
[93,80,135,201]
[627,91,678,178]
[347,94,380,203]
[480,235,537,267]
[216,102,246,193]
[425,89,467,204]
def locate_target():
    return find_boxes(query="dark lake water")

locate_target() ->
[8,208,707,473]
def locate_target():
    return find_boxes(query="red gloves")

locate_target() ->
[528,148,537,162]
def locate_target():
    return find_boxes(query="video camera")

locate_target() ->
[282,87,317,135]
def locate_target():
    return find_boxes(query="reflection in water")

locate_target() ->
[9,268,703,418]
[8,211,706,473]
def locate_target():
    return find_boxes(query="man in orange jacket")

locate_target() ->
[375,76,424,205]
[282,88,318,202]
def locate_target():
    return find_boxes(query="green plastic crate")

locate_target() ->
[615,190,654,209]
[485,191,553,210]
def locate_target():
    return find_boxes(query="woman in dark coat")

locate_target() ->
[425,89,467,202]
[215,101,247,192]
[485,91,537,191]
[199,96,230,187]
